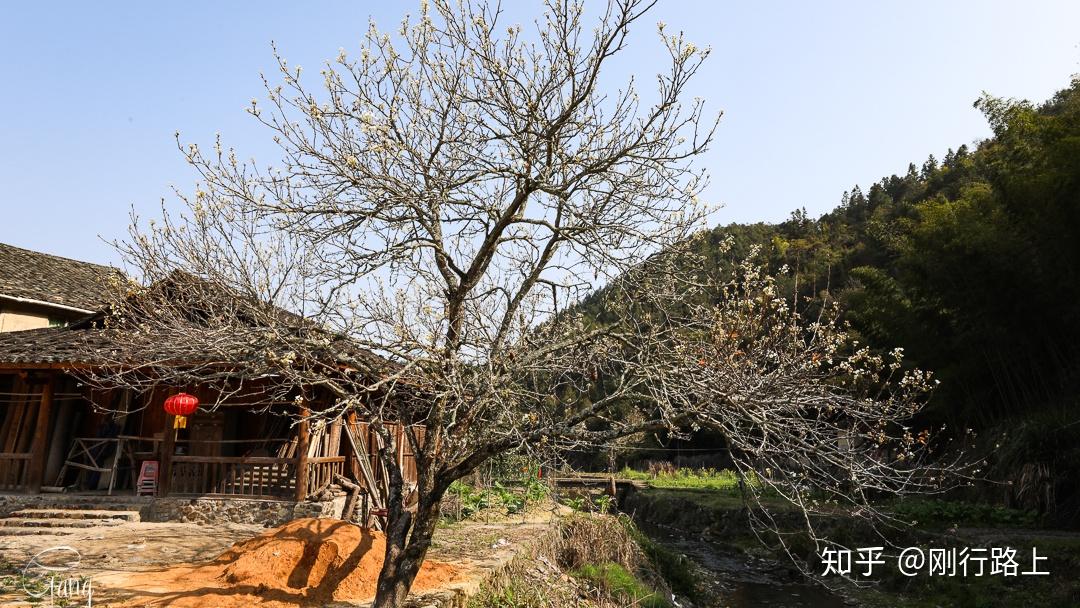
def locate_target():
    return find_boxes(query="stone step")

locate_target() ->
[10,508,141,522]
[12,500,151,512]
[0,526,79,536]
[0,517,126,529]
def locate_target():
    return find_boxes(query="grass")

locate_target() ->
[620,465,1073,607]
[468,579,556,608]
[889,497,1037,529]
[619,466,749,491]
[619,515,700,600]
[469,512,681,608]
[573,562,671,608]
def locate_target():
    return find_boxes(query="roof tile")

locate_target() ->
[0,242,121,311]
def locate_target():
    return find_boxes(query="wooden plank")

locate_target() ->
[2,393,26,453]
[342,420,384,510]
[26,377,53,493]
[4,380,34,490]
[295,406,310,502]
[107,436,123,496]
[0,382,18,451]
[344,412,361,483]
[329,418,343,460]
[171,455,291,464]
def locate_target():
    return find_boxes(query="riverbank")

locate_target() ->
[620,482,1080,608]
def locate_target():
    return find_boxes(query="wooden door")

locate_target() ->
[188,412,224,457]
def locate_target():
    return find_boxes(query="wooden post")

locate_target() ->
[159,414,176,497]
[345,410,361,482]
[159,387,177,497]
[26,375,54,493]
[295,405,310,502]
[158,387,187,497]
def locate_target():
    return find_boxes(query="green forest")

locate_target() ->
[583,78,1080,526]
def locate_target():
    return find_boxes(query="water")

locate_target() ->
[641,526,845,608]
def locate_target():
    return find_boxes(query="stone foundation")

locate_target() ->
[0,491,347,527]
[147,493,346,525]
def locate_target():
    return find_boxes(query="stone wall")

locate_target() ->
[0,492,347,526]
[147,492,347,525]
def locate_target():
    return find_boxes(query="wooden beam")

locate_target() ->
[25,374,54,493]
[295,405,310,502]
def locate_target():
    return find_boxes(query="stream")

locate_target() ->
[640,523,845,608]
[610,481,848,608]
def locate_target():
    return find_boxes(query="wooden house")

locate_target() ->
[0,242,122,331]
[0,249,418,514]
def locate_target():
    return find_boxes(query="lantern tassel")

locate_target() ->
[173,416,187,429]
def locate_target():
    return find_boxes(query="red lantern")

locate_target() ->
[164,393,199,429]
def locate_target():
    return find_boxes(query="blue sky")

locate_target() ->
[1,1,1078,266]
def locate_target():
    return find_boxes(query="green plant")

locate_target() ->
[522,475,550,504]
[594,493,614,513]
[619,515,699,600]
[573,562,671,608]
[448,479,492,518]
[891,498,1036,528]
[564,496,587,511]
[493,482,527,514]
[619,466,750,492]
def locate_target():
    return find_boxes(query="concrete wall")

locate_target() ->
[0,300,84,332]
[0,309,50,332]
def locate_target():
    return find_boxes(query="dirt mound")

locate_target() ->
[104,518,465,607]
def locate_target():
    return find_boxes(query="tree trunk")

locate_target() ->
[371,496,442,608]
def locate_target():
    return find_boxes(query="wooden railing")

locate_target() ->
[167,455,345,499]
[0,453,31,492]
[55,437,122,493]
[304,457,345,499]
[169,456,296,498]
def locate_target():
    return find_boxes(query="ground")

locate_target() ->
[0,506,565,608]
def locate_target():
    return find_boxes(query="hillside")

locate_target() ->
[579,78,1080,524]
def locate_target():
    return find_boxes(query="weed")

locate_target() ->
[619,515,699,600]
[469,579,551,608]
[619,466,753,492]
[573,562,671,608]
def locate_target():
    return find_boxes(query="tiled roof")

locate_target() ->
[0,326,118,365]
[0,272,399,375]
[0,321,397,374]
[0,242,122,312]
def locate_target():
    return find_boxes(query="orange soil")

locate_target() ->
[101,518,466,607]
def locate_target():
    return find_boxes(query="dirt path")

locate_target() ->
[1,521,266,575]
[0,508,563,607]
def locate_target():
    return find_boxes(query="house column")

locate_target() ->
[345,410,361,482]
[26,374,55,493]
[159,388,177,497]
[295,404,310,502]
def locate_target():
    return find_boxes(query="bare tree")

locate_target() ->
[82,1,969,604]
[652,239,976,572]
[95,1,713,604]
